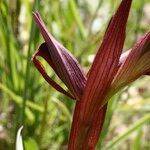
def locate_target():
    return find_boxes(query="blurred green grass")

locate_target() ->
[0,0,150,149]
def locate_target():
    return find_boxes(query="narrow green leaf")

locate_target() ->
[69,0,87,40]
[106,114,150,149]
[0,82,44,112]
[131,128,143,150]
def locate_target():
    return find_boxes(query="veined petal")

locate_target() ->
[32,12,86,100]
[68,0,132,149]
[80,0,132,119]
[32,43,75,99]
[112,32,150,93]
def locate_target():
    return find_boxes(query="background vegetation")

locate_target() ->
[0,0,150,149]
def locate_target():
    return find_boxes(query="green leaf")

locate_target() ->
[131,128,143,150]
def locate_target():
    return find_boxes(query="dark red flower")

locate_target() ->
[32,0,150,149]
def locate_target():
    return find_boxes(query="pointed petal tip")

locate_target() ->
[108,0,132,30]
[32,12,39,24]
[32,11,37,18]
[32,11,35,15]
[32,11,41,22]
[142,32,150,50]
[32,11,39,16]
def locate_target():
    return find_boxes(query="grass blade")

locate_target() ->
[105,114,150,149]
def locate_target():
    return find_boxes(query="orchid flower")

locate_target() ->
[32,0,150,149]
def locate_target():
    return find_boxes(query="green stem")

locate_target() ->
[20,0,39,125]
[88,0,104,36]
[38,87,49,146]
[21,21,34,125]
[69,0,87,40]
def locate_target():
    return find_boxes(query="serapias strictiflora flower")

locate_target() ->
[32,12,86,101]
[32,0,150,149]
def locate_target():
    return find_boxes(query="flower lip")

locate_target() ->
[32,43,75,99]
[32,12,86,100]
